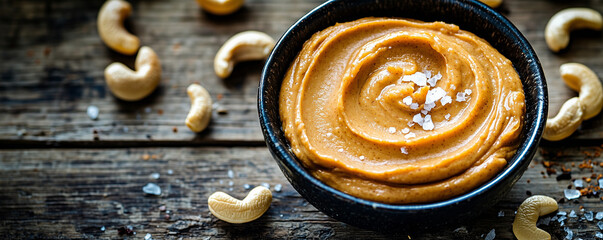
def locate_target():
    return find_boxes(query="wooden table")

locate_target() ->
[1,0,603,239]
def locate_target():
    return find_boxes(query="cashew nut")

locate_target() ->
[185,83,212,132]
[97,0,140,55]
[196,0,244,15]
[545,8,603,52]
[560,63,603,120]
[214,31,275,79]
[512,195,558,240]
[479,0,502,8]
[208,186,272,223]
[543,63,602,141]
[104,46,161,101]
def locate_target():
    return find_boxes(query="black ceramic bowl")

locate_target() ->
[259,0,547,232]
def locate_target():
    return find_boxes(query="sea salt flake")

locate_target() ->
[100,226,106,231]
[261,182,270,189]
[402,128,410,134]
[598,221,603,230]
[150,173,160,179]
[599,178,603,187]
[558,211,567,216]
[145,233,153,240]
[560,220,565,226]
[464,89,472,95]
[498,211,504,217]
[424,102,436,112]
[425,70,432,79]
[596,212,603,220]
[422,115,434,131]
[421,109,429,115]
[410,103,419,110]
[359,156,365,160]
[564,226,573,240]
[574,179,584,188]
[440,95,452,106]
[445,113,451,120]
[143,183,161,196]
[167,169,174,175]
[400,147,408,154]
[407,121,415,127]
[243,184,251,190]
[451,84,456,90]
[558,215,567,222]
[338,148,344,153]
[402,72,427,86]
[569,210,578,218]
[596,232,603,238]
[404,133,416,139]
[456,92,467,102]
[326,132,332,137]
[586,211,594,221]
[227,169,234,178]
[274,184,282,192]
[484,229,495,240]
[403,96,413,106]
[425,87,446,104]
[564,189,581,200]
[388,127,396,134]
[87,105,99,120]
[413,114,424,126]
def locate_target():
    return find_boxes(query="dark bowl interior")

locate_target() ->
[259,0,548,232]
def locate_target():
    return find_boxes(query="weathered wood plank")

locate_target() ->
[1,0,603,146]
[0,145,602,239]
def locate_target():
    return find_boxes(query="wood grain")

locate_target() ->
[0,146,602,239]
[1,0,603,146]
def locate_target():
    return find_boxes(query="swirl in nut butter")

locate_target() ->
[279,17,525,204]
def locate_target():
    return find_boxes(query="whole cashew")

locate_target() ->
[560,63,603,120]
[543,97,584,141]
[196,0,244,15]
[104,46,162,101]
[543,63,602,141]
[512,195,558,240]
[479,0,502,8]
[214,31,275,79]
[208,186,272,223]
[97,0,140,55]
[185,83,212,132]
[545,8,603,52]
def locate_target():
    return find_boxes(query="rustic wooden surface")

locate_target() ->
[1,0,603,239]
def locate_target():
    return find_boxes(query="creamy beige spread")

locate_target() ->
[279,17,525,204]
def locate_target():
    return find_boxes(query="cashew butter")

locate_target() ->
[279,17,525,204]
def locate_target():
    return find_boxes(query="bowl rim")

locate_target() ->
[259,0,547,210]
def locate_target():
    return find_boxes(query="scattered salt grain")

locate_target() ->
[338,148,344,153]
[143,183,161,196]
[410,103,419,110]
[425,70,432,79]
[440,95,452,106]
[413,114,424,126]
[150,173,160,179]
[403,96,413,106]
[425,87,446,104]
[359,156,365,160]
[326,132,332,137]
[167,169,173,175]
[227,169,234,179]
[407,121,415,127]
[402,72,427,86]
[274,184,282,192]
[243,184,251,190]
[574,179,584,188]
[464,89,472,95]
[87,105,99,120]
[402,128,410,134]
[586,211,594,221]
[424,102,436,112]
[421,109,429,115]
[100,226,105,232]
[456,92,467,102]
[596,212,603,220]
[498,211,504,217]
[558,211,567,216]
[451,84,456,90]
[261,183,270,189]
[404,133,416,139]
[598,221,603,230]
[484,229,495,240]
[388,127,396,134]
[597,232,603,238]
[569,210,578,218]
[551,216,558,222]
[564,227,573,240]
[558,215,567,222]
[564,189,581,200]
[400,147,408,154]
[445,113,451,120]
[422,115,434,131]
[145,233,153,240]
